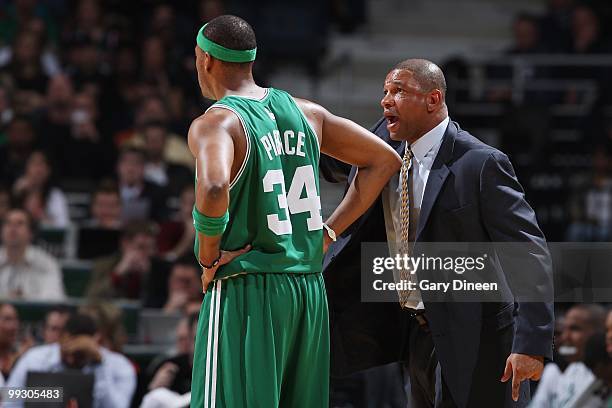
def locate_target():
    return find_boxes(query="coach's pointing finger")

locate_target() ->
[501,353,544,402]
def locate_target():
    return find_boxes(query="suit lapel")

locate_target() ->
[416,121,457,240]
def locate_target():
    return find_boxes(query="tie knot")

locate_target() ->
[404,145,413,161]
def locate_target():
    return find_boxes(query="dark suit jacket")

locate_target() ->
[322,118,554,408]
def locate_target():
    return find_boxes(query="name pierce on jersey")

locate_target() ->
[259,130,306,160]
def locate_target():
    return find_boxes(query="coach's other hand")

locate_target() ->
[500,353,544,401]
[201,244,252,293]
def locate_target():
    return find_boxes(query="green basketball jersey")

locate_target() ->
[195,88,323,280]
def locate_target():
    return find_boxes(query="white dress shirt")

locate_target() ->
[0,246,66,301]
[7,343,136,408]
[383,116,449,309]
[44,188,70,229]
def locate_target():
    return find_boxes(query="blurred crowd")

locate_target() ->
[0,0,610,407]
[0,0,361,406]
[444,0,612,243]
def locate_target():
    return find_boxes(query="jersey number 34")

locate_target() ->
[262,165,323,235]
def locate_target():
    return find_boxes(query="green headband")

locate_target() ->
[196,24,257,63]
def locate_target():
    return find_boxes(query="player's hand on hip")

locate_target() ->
[500,353,544,401]
[201,244,252,293]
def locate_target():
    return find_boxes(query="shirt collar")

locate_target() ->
[409,117,449,163]
[0,246,33,267]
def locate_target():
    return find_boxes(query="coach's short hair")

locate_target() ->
[394,58,447,96]
[203,15,257,52]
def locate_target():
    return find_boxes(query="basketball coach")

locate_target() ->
[321,59,554,407]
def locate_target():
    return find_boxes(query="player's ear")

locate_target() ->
[204,52,213,72]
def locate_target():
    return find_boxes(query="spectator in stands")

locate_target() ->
[532,331,611,406]
[607,309,612,355]
[487,13,551,104]
[64,35,109,98]
[561,4,612,105]
[86,221,168,301]
[0,30,48,95]
[584,332,612,389]
[0,116,37,186]
[39,75,73,155]
[174,317,193,356]
[64,0,109,49]
[147,312,198,395]
[0,0,58,46]
[0,303,21,379]
[0,184,11,222]
[0,85,14,132]
[157,185,195,261]
[148,4,194,72]
[47,91,115,181]
[566,147,612,241]
[116,146,168,223]
[79,302,127,353]
[509,13,545,54]
[570,4,610,54]
[43,306,71,344]
[86,179,122,229]
[7,313,136,408]
[12,150,70,228]
[106,45,139,131]
[158,258,202,314]
[331,0,366,34]
[559,304,607,364]
[142,121,193,196]
[538,0,575,52]
[0,208,66,300]
[140,36,172,92]
[130,96,194,169]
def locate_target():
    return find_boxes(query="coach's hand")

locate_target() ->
[201,245,252,293]
[323,234,332,254]
[500,353,544,401]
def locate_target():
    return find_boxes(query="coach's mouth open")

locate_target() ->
[385,114,399,131]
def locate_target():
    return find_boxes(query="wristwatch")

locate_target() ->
[323,223,337,242]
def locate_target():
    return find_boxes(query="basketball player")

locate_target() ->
[189,15,401,407]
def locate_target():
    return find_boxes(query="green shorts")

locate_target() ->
[191,272,329,408]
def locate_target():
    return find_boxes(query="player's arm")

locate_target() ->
[188,111,249,290]
[296,99,402,249]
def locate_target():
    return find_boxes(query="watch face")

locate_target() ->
[325,224,336,241]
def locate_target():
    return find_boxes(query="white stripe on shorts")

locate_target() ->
[211,280,222,408]
[204,282,216,407]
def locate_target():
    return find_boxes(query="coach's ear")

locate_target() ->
[426,89,443,113]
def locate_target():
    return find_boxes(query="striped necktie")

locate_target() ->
[399,144,414,307]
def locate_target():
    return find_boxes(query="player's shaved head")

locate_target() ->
[195,15,258,99]
[393,59,447,97]
[203,15,257,52]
